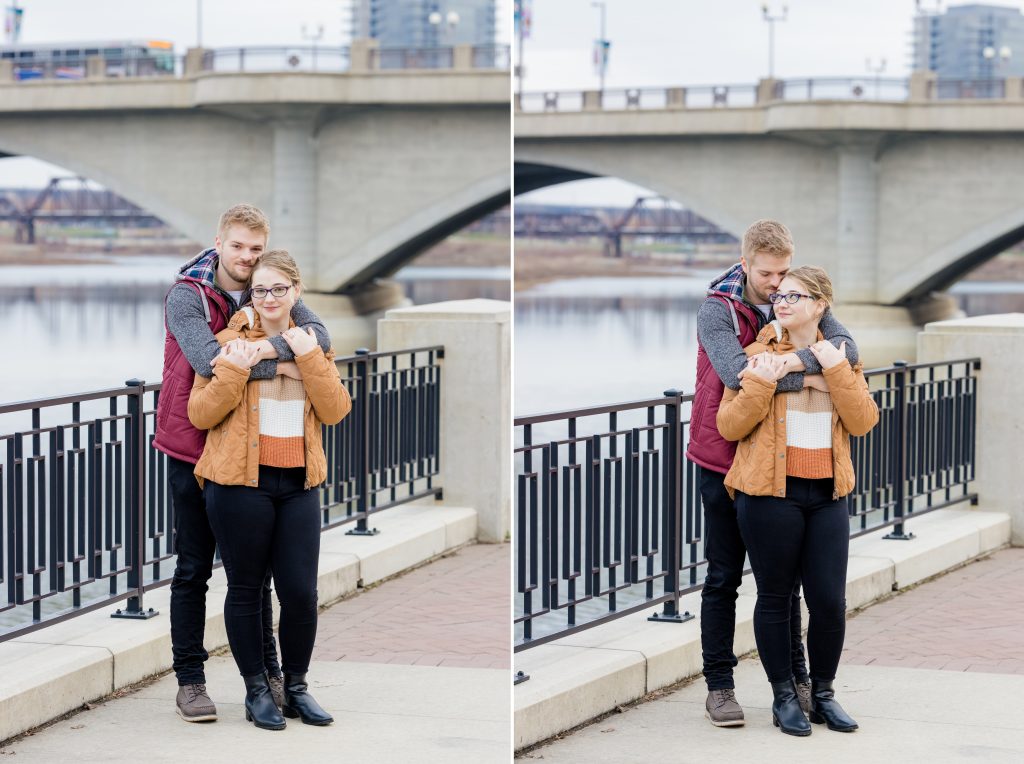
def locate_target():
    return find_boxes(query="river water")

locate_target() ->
[0,255,510,408]
[514,272,1024,418]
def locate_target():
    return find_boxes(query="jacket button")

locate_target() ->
[252,441,257,447]
[251,479,257,485]
[252,405,257,411]
[779,418,785,423]
[778,453,785,459]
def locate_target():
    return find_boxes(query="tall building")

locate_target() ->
[913,3,1024,78]
[351,1,497,48]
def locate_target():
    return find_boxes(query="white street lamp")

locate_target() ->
[761,4,788,79]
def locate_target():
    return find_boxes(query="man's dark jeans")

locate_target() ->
[697,464,808,690]
[167,456,281,685]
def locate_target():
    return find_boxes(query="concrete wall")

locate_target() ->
[918,313,1024,544]
[377,299,511,542]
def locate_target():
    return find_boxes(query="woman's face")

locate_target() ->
[773,275,823,331]
[251,266,298,324]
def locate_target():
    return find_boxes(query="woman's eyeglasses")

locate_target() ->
[768,291,813,305]
[251,285,292,300]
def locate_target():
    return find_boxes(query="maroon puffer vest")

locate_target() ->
[686,295,763,475]
[153,281,232,464]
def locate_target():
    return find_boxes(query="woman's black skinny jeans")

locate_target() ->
[205,466,321,678]
[736,476,849,684]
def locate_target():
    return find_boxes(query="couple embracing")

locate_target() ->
[153,204,352,731]
[689,220,879,737]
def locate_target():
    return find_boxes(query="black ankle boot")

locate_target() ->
[243,673,286,730]
[809,679,858,732]
[282,673,334,726]
[770,679,811,737]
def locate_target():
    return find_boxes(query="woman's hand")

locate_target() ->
[744,352,787,383]
[809,340,847,370]
[218,339,261,370]
[282,327,318,356]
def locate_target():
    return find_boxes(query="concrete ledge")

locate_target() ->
[0,503,476,744]
[514,506,1010,750]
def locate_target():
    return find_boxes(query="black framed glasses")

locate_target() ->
[768,291,814,305]
[251,285,292,300]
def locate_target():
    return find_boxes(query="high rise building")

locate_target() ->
[350,1,497,48]
[913,3,1024,78]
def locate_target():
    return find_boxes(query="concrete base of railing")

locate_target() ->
[513,506,1010,751]
[0,503,477,744]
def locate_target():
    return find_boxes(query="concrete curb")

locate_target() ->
[0,503,477,744]
[513,506,1011,750]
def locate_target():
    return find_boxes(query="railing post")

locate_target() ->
[347,349,379,536]
[650,390,691,623]
[112,379,158,619]
[885,362,915,541]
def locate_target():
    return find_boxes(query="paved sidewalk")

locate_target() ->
[843,547,1024,674]
[519,548,1024,762]
[314,542,510,669]
[0,543,511,763]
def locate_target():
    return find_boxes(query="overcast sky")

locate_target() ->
[0,0,511,186]
[518,0,1024,206]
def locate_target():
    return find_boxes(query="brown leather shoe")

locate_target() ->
[176,683,217,722]
[705,688,745,727]
[268,673,285,710]
[795,679,812,715]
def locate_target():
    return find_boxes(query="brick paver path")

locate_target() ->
[312,542,510,669]
[842,547,1024,674]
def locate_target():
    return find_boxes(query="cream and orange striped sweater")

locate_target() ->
[783,387,834,479]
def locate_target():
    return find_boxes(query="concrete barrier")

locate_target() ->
[377,299,511,543]
[918,313,1024,545]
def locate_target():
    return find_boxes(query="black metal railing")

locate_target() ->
[514,358,980,652]
[0,345,442,643]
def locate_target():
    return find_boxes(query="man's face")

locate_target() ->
[741,251,791,305]
[214,225,266,289]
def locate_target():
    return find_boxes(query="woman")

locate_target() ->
[188,249,352,731]
[716,266,878,737]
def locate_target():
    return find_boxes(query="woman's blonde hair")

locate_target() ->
[786,265,833,309]
[252,249,303,291]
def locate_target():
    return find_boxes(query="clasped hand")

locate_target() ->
[282,326,319,356]
[809,339,847,370]
[740,352,787,383]
[216,338,261,370]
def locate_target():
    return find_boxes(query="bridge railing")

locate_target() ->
[202,46,351,73]
[516,75,1024,112]
[514,358,980,651]
[0,345,443,643]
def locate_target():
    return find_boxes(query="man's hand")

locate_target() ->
[809,340,847,370]
[282,327,319,356]
[277,361,303,380]
[803,374,830,393]
[217,339,260,370]
[741,352,787,383]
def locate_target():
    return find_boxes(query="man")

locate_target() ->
[153,204,331,722]
[687,219,858,728]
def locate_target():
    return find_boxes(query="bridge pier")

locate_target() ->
[271,117,318,271]
[836,139,880,303]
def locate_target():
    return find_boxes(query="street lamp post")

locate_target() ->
[761,3,788,79]
[866,57,887,100]
[592,1,607,96]
[196,0,202,48]
[302,23,325,71]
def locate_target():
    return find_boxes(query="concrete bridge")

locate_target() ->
[0,51,509,343]
[516,75,1024,360]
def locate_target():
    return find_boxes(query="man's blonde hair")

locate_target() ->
[253,249,303,291]
[218,203,270,240]
[742,219,794,261]
[786,265,834,308]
